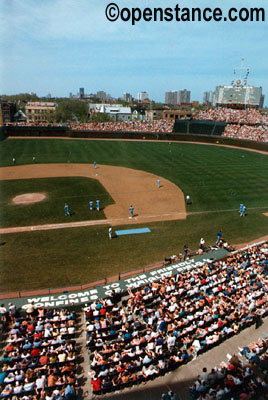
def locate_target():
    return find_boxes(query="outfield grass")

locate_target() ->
[0,177,114,227]
[1,138,267,212]
[0,138,267,292]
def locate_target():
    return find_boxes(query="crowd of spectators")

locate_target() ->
[193,108,268,126]
[6,109,268,142]
[69,120,174,133]
[4,120,174,133]
[222,124,268,142]
[189,336,267,399]
[0,306,78,399]
[85,244,267,395]
[0,243,267,398]
[4,122,63,128]
[193,107,268,143]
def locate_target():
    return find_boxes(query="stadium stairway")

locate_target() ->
[77,312,92,399]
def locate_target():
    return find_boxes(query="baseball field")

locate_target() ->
[0,137,267,293]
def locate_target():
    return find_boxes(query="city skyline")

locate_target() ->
[0,0,267,105]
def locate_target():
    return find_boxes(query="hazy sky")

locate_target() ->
[1,0,267,103]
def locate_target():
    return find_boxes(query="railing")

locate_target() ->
[0,260,164,300]
[0,240,266,301]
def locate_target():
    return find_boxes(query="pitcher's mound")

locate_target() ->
[13,193,46,205]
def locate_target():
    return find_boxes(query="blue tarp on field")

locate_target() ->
[115,227,151,236]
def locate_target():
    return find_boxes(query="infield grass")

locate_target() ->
[0,177,114,227]
[0,138,267,292]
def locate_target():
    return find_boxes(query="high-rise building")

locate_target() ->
[123,93,133,103]
[203,91,215,105]
[96,91,107,101]
[137,91,149,101]
[178,89,191,104]
[165,91,178,105]
[79,88,85,98]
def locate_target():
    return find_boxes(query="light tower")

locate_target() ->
[231,58,250,86]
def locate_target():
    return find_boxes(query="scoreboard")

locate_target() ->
[215,80,262,107]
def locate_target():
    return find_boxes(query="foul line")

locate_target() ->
[188,205,268,215]
[0,206,267,235]
[0,213,185,234]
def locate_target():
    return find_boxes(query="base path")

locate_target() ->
[0,163,186,230]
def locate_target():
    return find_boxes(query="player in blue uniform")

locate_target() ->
[157,178,160,188]
[239,203,243,214]
[64,203,70,216]
[129,205,134,218]
[94,161,97,169]
[183,244,189,260]
[96,199,100,211]
[89,200,93,211]
[216,230,222,244]
[241,204,246,217]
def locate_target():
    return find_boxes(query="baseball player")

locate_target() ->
[96,199,100,211]
[89,200,93,211]
[64,203,70,216]
[216,230,222,244]
[157,178,160,188]
[129,205,134,218]
[93,161,97,169]
[109,227,112,239]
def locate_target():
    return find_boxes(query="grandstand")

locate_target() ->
[0,242,267,399]
[0,308,79,399]
[192,108,268,143]
[189,336,267,399]
[4,107,268,143]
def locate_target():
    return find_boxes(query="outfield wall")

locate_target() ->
[1,125,268,152]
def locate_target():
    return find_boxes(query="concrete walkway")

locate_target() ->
[91,318,268,400]
[77,313,92,399]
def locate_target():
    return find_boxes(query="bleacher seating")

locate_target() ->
[84,244,267,395]
[0,308,78,399]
